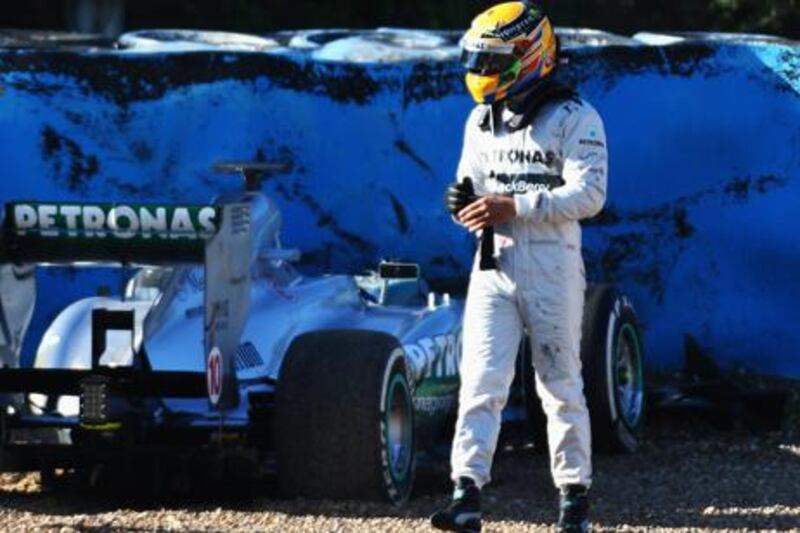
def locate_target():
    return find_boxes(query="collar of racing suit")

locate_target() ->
[478,78,580,136]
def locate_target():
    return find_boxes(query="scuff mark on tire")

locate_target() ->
[724,175,788,203]
[41,125,99,192]
[672,207,694,238]
[274,180,375,255]
[402,61,465,107]
[387,192,410,234]
[394,139,432,172]
[2,52,383,106]
[561,43,724,93]
[584,174,789,302]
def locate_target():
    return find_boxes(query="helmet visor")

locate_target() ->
[460,49,517,76]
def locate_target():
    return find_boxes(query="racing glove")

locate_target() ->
[445,178,496,271]
[445,178,478,217]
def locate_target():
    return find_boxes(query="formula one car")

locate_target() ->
[0,164,644,503]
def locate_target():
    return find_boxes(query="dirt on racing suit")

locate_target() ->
[450,96,607,489]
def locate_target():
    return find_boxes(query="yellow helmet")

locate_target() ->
[461,1,558,104]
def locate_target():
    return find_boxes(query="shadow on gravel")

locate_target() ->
[0,409,798,531]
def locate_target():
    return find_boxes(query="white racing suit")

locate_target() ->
[451,96,607,489]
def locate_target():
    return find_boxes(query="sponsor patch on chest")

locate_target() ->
[486,172,565,195]
[479,148,557,167]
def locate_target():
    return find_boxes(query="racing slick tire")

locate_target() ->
[275,330,415,504]
[581,284,645,453]
[524,285,645,454]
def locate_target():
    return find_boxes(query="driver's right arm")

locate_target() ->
[455,107,488,195]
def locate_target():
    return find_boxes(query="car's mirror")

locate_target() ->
[378,261,420,280]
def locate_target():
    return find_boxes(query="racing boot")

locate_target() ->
[557,484,590,533]
[429,477,482,532]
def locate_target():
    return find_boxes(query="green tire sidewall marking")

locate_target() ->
[414,378,459,398]
[617,322,643,428]
[383,372,413,484]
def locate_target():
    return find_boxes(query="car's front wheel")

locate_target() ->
[274,330,415,503]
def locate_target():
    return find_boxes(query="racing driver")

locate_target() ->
[431,2,607,532]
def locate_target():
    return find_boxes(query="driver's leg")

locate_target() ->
[450,269,524,488]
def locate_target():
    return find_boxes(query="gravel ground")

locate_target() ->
[0,409,798,532]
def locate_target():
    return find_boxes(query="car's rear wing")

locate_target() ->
[0,197,254,411]
[0,201,221,265]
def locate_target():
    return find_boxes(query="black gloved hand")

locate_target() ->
[445,178,478,217]
[444,178,497,271]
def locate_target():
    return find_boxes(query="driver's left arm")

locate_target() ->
[513,104,608,224]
